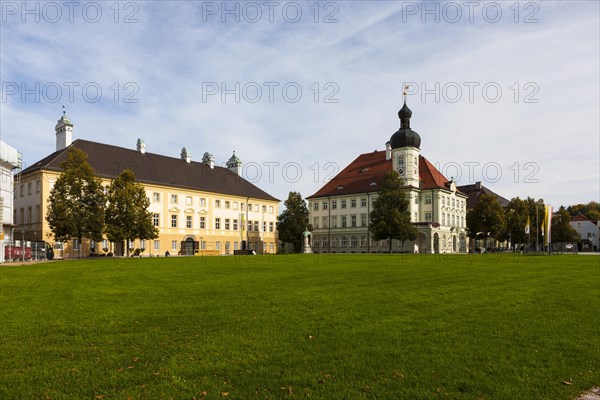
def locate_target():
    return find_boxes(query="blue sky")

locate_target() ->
[1,1,598,208]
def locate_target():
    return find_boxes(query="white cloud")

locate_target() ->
[1,0,598,207]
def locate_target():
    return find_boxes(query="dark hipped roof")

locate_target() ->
[307,150,460,199]
[456,182,509,209]
[22,140,279,202]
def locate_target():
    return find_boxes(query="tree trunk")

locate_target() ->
[388,238,392,254]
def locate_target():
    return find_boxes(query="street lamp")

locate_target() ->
[21,230,25,262]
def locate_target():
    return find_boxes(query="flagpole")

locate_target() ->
[536,204,539,252]
[525,214,531,253]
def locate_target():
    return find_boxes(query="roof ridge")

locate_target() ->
[20,139,279,202]
[74,139,231,171]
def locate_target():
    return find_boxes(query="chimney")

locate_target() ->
[136,138,146,154]
[202,152,215,169]
[385,141,391,160]
[181,147,191,163]
[475,181,482,190]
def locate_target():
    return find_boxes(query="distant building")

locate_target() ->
[15,113,279,257]
[1,140,21,262]
[456,181,510,251]
[570,213,599,251]
[307,102,468,254]
[456,181,510,210]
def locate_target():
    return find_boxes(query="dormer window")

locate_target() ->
[370,182,377,186]
[360,167,370,173]
[336,185,344,190]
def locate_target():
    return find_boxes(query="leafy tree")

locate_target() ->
[551,206,578,243]
[504,197,529,249]
[105,169,158,256]
[566,201,600,220]
[466,193,506,247]
[277,192,310,252]
[587,209,600,221]
[369,171,417,253]
[46,148,105,256]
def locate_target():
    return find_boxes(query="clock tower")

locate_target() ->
[389,101,421,188]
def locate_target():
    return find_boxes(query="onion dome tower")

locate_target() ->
[389,90,421,187]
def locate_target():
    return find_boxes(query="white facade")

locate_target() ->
[570,216,599,251]
[1,140,21,262]
[309,183,468,254]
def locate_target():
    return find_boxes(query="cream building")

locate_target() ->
[307,102,468,254]
[15,113,279,258]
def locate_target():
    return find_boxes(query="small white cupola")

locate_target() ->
[202,152,215,169]
[55,106,73,151]
[226,151,242,175]
[181,147,191,163]
[136,138,146,154]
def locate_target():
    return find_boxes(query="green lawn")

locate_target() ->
[0,254,598,399]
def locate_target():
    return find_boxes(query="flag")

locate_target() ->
[541,212,545,236]
[525,215,530,235]
[546,205,553,245]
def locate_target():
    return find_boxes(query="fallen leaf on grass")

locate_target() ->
[563,380,573,385]
[221,392,229,397]
[95,396,105,399]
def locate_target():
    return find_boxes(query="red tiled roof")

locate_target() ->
[307,150,453,199]
[571,213,590,222]
[419,156,449,190]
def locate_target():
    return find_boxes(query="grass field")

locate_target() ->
[0,254,598,399]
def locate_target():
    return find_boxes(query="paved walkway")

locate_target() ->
[577,388,600,400]
[0,260,57,267]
